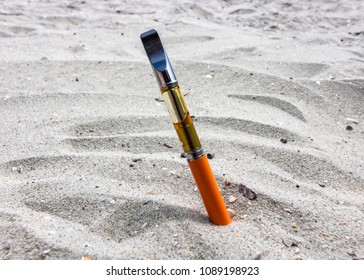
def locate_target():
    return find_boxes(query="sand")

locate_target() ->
[0,0,363,260]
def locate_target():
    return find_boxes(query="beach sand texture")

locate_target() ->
[0,0,363,259]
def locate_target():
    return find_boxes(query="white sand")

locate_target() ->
[0,0,363,259]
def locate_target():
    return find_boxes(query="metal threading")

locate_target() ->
[187,147,205,161]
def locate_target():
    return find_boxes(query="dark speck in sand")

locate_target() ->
[280,138,288,144]
[252,252,262,260]
[129,164,134,168]
[296,184,300,188]
[207,153,215,159]
[163,143,173,148]
[346,125,353,131]
[238,184,257,200]
[319,183,326,187]
[181,153,187,158]
[349,31,364,36]
[75,78,79,82]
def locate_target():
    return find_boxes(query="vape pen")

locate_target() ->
[140,29,231,226]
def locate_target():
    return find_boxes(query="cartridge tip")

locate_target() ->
[140,29,177,88]
[140,29,166,72]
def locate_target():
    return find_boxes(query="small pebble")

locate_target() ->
[319,183,326,187]
[180,153,187,158]
[280,138,288,144]
[346,117,359,124]
[320,231,330,237]
[205,74,213,78]
[294,248,301,254]
[252,253,262,260]
[146,189,157,195]
[291,222,297,229]
[82,256,92,260]
[228,195,237,203]
[238,184,257,200]
[224,178,232,186]
[282,237,298,247]
[140,222,148,229]
[170,170,181,178]
[346,125,353,131]
[42,249,50,255]
[11,166,23,173]
[227,208,236,218]
[347,250,357,257]
[207,153,215,159]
